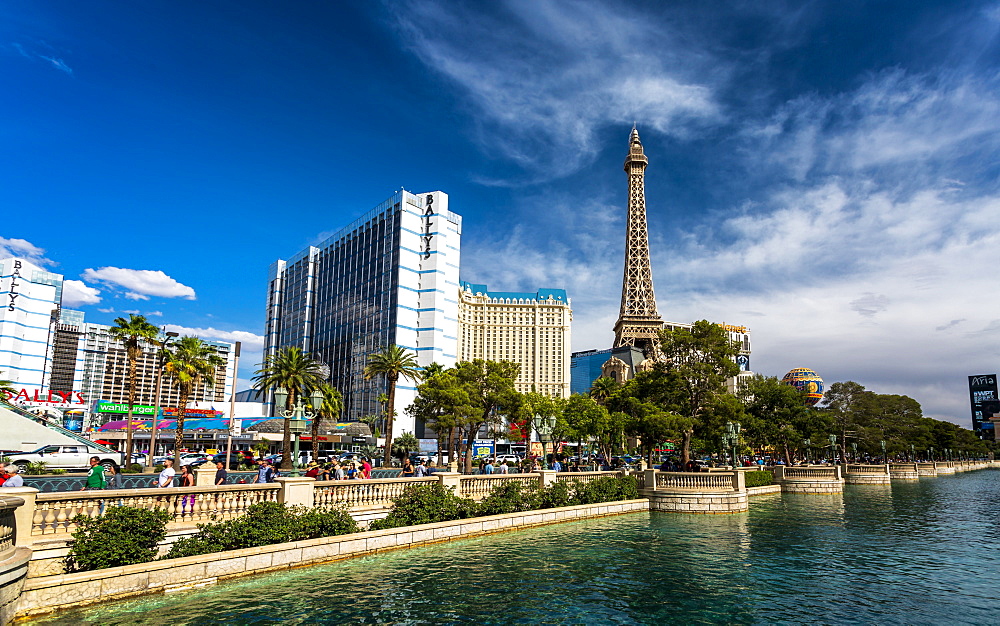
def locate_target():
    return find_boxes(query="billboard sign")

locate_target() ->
[968,374,999,435]
[472,439,495,459]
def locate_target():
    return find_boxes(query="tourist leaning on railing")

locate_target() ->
[1,465,23,487]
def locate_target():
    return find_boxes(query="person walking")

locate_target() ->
[104,464,122,490]
[484,458,495,474]
[401,458,415,478]
[333,461,345,481]
[498,460,509,474]
[215,460,228,485]
[156,459,176,487]
[1,466,24,488]
[256,459,275,483]
[179,464,196,514]
[414,459,427,477]
[82,456,106,491]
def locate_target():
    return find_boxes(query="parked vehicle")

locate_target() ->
[5,444,126,472]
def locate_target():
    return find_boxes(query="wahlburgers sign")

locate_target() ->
[97,403,155,415]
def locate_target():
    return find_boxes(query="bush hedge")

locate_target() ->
[744,470,774,487]
[165,501,359,559]
[65,506,170,572]
[371,474,640,531]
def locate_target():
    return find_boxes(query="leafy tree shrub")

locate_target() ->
[476,482,540,516]
[65,506,170,572]
[50,468,67,475]
[537,479,574,509]
[123,463,144,474]
[744,470,773,487]
[569,475,639,505]
[369,484,477,531]
[22,461,49,475]
[166,502,358,559]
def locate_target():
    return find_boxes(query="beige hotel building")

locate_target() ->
[457,282,572,398]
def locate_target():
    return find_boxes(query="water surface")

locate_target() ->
[29,471,1000,625]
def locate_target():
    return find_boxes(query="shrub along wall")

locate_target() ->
[744,471,774,488]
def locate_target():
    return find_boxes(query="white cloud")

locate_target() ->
[391,0,724,180]
[145,311,163,317]
[40,56,72,74]
[81,267,196,300]
[61,280,101,306]
[0,237,52,266]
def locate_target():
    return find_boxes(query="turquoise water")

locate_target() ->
[29,471,1000,625]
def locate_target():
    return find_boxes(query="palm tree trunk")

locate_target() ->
[382,376,397,466]
[125,357,137,463]
[174,384,189,465]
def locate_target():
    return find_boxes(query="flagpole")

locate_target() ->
[225,342,241,470]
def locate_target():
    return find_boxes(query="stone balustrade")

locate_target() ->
[640,470,747,514]
[313,477,437,509]
[934,462,957,475]
[773,465,844,494]
[916,463,938,477]
[29,484,281,536]
[888,463,920,480]
[459,474,544,501]
[844,464,891,485]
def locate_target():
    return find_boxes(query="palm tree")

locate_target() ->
[164,337,224,459]
[313,383,343,461]
[252,347,325,470]
[108,315,160,460]
[589,376,619,407]
[363,345,422,465]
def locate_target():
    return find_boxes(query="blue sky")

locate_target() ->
[3,1,999,425]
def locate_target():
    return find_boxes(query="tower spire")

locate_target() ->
[613,127,664,358]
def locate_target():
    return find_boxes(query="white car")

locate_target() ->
[495,454,521,465]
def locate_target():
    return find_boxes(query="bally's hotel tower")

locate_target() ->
[264,190,461,434]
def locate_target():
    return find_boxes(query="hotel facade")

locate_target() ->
[264,190,462,434]
[457,282,572,398]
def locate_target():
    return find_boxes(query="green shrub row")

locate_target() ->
[63,475,639,572]
[744,470,774,487]
[165,502,359,559]
[370,474,639,531]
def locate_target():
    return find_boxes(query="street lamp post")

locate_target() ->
[803,438,811,463]
[828,434,838,464]
[145,331,179,471]
[910,444,915,462]
[725,421,741,468]
[533,413,557,470]
[273,387,324,476]
[880,440,887,465]
[851,442,858,463]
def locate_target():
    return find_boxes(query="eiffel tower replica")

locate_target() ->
[612,127,665,360]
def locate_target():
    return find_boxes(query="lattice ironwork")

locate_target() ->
[613,128,664,358]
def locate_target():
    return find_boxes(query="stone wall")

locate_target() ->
[645,490,748,513]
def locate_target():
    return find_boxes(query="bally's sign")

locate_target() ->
[423,194,434,259]
[4,389,87,404]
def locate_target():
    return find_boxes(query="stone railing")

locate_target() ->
[313,477,437,509]
[459,474,541,500]
[844,464,890,475]
[775,466,840,480]
[0,494,31,626]
[555,471,624,486]
[650,471,742,492]
[31,483,281,536]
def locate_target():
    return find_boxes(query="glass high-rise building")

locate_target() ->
[264,190,461,433]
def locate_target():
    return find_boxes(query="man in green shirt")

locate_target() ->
[83,456,106,490]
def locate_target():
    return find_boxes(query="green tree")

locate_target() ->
[561,394,608,462]
[251,347,325,470]
[741,375,815,465]
[108,314,160,460]
[392,431,420,460]
[516,391,563,458]
[658,320,740,463]
[363,345,422,466]
[407,367,473,466]
[450,360,521,473]
[589,376,619,406]
[164,337,224,458]
[313,383,343,461]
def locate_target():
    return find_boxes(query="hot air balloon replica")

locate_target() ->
[782,368,825,406]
